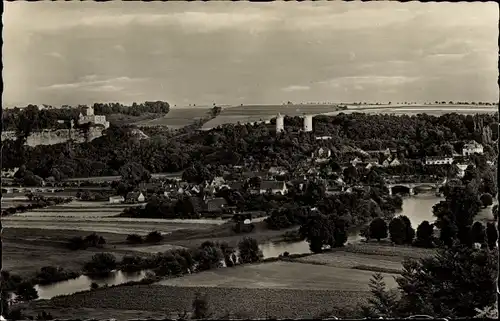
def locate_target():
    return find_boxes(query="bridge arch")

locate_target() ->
[390,185,412,196]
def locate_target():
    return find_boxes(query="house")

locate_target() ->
[126,191,145,203]
[242,171,269,179]
[227,181,245,191]
[259,181,288,195]
[1,167,19,178]
[389,158,401,167]
[462,141,483,156]
[315,136,332,140]
[366,148,391,157]
[311,147,332,159]
[208,176,226,187]
[268,166,287,176]
[351,157,362,166]
[424,156,454,165]
[109,195,125,204]
[455,164,469,178]
[204,197,228,213]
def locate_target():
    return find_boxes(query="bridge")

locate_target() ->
[386,178,447,196]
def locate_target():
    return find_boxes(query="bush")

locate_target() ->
[67,233,106,250]
[90,282,99,290]
[480,193,493,208]
[145,231,163,243]
[126,234,143,244]
[35,266,80,285]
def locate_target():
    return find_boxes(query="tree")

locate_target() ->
[486,222,498,249]
[471,222,486,245]
[145,231,163,243]
[299,214,333,253]
[480,193,493,208]
[365,273,398,317]
[238,237,263,263]
[14,281,39,302]
[399,215,415,245]
[395,245,497,318]
[414,221,434,248]
[83,253,117,275]
[388,217,406,245]
[192,292,210,319]
[126,234,143,244]
[119,162,151,186]
[369,218,388,241]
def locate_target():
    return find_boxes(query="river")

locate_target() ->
[259,193,444,258]
[26,193,497,301]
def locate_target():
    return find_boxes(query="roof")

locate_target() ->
[425,156,453,160]
[228,181,245,190]
[260,181,286,190]
[242,171,268,178]
[205,197,228,212]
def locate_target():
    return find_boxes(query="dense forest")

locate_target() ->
[2,112,497,181]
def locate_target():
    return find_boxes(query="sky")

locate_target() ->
[3,1,498,108]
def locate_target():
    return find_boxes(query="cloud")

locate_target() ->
[40,76,147,92]
[45,52,63,59]
[282,85,310,92]
[113,44,125,52]
[320,76,420,87]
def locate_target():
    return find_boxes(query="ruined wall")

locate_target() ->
[1,128,105,147]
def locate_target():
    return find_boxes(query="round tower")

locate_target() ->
[276,113,284,133]
[303,114,313,132]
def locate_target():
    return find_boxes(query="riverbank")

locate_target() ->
[20,242,436,319]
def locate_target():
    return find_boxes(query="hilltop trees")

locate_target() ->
[395,245,498,318]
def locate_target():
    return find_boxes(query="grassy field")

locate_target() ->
[27,284,372,319]
[294,243,437,272]
[156,260,398,291]
[135,107,212,128]
[2,240,133,278]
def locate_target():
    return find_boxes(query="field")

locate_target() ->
[27,284,373,319]
[105,112,168,126]
[134,107,212,128]
[202,104,341,129]
[156,260,398,290]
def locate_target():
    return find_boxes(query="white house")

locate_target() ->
[315,136,332,140]
[455,164,469,178]
[109,196,125,204]
[424,156,454,165]
[462,141,484,156]
[389,158,401,167]
[259,181,288,195]
[268,167,287,176]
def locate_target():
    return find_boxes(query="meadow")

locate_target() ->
[156,260,398,291]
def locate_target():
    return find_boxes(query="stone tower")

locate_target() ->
[276,113,284,133]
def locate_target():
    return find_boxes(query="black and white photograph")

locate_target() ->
[1,1,498,320]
